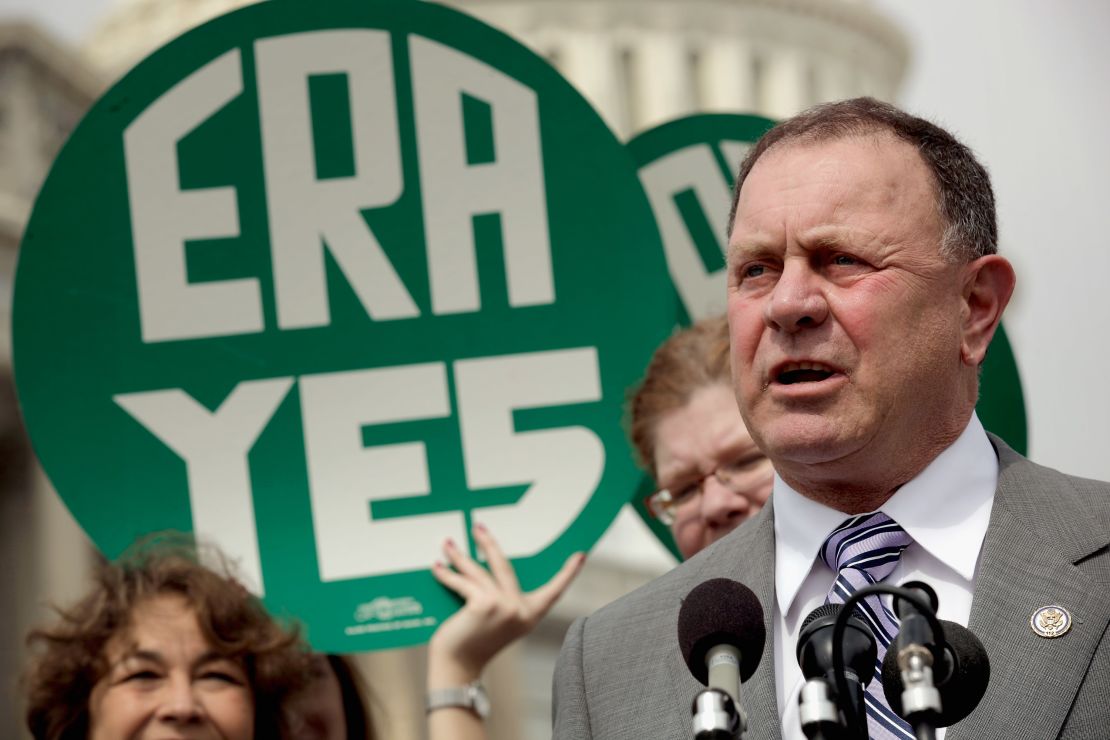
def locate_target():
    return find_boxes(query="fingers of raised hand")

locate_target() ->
[471,522,521,595]
[430,557,476,599]
[524,552,585,617]
[432,529,584,635]
[441,537,496,587]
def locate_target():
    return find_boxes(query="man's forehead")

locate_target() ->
[731,134,937,240]
[746,133,924,191]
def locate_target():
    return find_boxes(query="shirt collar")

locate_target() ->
[774,413,998,618]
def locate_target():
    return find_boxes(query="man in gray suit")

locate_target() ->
[553,98,1110,739]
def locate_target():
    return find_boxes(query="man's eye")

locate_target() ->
[831,253,858,266]
[743,264,766,278]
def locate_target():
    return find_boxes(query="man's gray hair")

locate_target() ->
[727,97,997,262]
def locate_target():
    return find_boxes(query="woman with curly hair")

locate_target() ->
[22,539,309,739]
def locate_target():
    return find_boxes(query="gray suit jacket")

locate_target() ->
[553,437,1110,739]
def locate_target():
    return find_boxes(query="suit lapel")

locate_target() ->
[665,499,783,740]
[948,439,1110,740]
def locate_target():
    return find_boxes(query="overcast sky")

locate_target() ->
[4,0,1110,481]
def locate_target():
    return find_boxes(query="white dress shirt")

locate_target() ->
[774,413,999,740]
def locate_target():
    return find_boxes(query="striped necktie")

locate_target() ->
[820,512,915,740]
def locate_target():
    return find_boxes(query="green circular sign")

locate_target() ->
[626,113,1027,559]
[14,0,675,651]
[631,113,776,326]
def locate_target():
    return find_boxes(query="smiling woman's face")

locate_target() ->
[88,593,254,740]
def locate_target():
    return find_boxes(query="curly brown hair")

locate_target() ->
[627,315,732,479]
[23,535,310,739]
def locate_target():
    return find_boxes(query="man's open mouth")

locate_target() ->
[775,362,837,385]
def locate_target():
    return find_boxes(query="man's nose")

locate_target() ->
[700,476,751,529]
[763,259,828,333]
[156,677,204,724]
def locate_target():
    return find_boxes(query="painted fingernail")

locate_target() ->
[474,522,487,533]
[444,538,456,550]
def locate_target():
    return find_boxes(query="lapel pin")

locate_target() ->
[1030,605,1072,638]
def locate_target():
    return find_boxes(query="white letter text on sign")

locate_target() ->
[255,30,419,329]
[15,0,680,654]
[411,36,554,315]
[455,348,603,558]
[125,49,264,343]
[113,378,295,594]
[300,363,465,582]
[639,146,732,320]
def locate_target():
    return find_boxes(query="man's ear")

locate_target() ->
[960,254,1016,366]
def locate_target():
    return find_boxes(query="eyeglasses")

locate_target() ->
[645,453,771,526]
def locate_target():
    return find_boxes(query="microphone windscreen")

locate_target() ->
[677,578,765,684]
[881,619,990,726]
[797,602,878,685]
[801,602,842,631]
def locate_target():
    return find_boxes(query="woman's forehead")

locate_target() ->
[654,384,752,474]
[103,593,201,657]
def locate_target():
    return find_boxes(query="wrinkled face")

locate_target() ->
[283,655,348,740]
[88,594,254,740]
[727,136,968,479]
[653,383,773,559]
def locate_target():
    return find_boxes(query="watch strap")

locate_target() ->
[426,680,490,719]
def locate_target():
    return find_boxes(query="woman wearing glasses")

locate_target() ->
[631,315,773,560]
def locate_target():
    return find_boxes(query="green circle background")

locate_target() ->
[13,0,676,651]
[626,113,1028,560]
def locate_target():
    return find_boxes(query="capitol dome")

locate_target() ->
[85,0,907,134]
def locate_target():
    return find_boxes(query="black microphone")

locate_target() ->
[881,619,990,727]
[796,604,876,740]
[678,578,766,739]
[888,581,946,740]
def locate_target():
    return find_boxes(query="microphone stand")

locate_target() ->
[692,645,746,739]
[797,677,848,740]
[895,609,940,740]
[830,585,945,740]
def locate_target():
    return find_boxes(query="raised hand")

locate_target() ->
[427,523,585,687]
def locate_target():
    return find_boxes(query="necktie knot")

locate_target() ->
[820,511,913,584]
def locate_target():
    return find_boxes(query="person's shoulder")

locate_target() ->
[994,433,1110,491]
[575,512,769,637]
[992,433,1110,522]
[574,549,702,637]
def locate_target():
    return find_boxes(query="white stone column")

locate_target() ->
[558,29,628,136]
[7,59,41,204]
[856,69,883,101]
[699,37,757,113]
[630,30,694,131]
[31,469,94,620]
[813,54,854,104]
[762,46,808,119]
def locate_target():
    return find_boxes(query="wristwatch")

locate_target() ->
[426,680,491,719]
